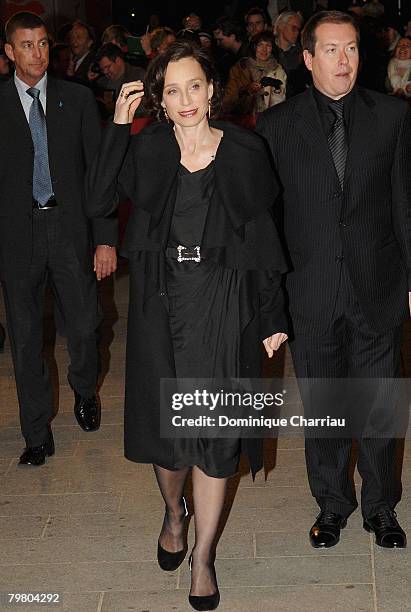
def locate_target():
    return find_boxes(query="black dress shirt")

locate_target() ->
[313,86,355,141]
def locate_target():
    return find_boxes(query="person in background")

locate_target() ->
[386,37,411,99]
[198,31,213,52]
[223,31,286,115]
[48,43,71,79]
[90,43,145,100]
[274,10,309,96]
[244,6,271,39]
[212,17,249,84]
[182,12,202,32]
[66,20,96,85]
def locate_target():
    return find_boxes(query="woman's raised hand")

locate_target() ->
[114,81,144,124]
[263,333,288,358]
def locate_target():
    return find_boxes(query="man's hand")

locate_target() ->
[263,333,288,358]
[94,245,117,281]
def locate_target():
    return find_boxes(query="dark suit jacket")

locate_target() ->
[0,75,117,280]
[257,86,411,335]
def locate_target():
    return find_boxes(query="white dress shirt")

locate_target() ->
[14,72,47,122]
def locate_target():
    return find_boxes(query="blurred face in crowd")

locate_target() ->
[255,40,272,62]
[162,57,213,128]
[382,26,399,47]
[246,14,266,37]
[69,24,93,58]
[51,45,71,78]
[304,22,359,99]
[183,14,202,31]
[0,53,10,75]
[278,15,301,47]
[395,38,411,61]
[199,35,212,50]
[158,34,176,54]
[99,55,125,81]
[213,29,236,51]
[5,26,49,86]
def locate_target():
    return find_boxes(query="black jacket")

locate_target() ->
[0,76,118,280]
[257,86,411,335]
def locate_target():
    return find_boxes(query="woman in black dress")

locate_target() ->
[87,41,288,611]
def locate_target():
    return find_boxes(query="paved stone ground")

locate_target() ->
[0,262,410,612]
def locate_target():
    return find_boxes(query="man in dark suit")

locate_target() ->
[1,12,117,465]
[257,11,410,548]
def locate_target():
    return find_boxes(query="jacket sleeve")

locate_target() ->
[259,270,289,340]
[391,105,411,288]
[85,121,136,221]
[80,89,119,246]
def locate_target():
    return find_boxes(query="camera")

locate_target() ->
[260,77,283,91]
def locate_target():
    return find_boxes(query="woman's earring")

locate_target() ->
[162,106,170,123]
[208,99,211,119]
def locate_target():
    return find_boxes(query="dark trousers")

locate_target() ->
[289,263,402,519]
[2,208,100,447]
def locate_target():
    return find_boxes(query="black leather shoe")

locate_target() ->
[0,323,5,353]
[157,497,188,571]
[364,508,407,548]
[74,391,101,431]
[19,429,55,466]
[309,511,347,548]
[188,553,220,611]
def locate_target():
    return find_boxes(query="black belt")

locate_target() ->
[33,197,58,210]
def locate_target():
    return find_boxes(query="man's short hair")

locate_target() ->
[212,17,245,42]
[102,25,129,47]
[301,10,360,55]
[95,42,125,63]
[5,11,46,44]
[245,7,271,27]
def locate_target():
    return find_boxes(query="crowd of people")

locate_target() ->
[0,4,410,612]
[1,3,410,119]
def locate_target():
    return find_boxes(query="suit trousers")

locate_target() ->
[289,262,402,519]
[2,207,101,447]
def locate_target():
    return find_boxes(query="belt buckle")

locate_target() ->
[177,245,201,263]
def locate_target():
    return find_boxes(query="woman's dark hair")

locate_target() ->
[144,40,222,121]
[249,31,277,60]
[302,11,360,55]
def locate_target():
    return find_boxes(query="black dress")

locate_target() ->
[166,162,244,478]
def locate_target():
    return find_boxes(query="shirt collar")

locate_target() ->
[313,85,355,115]
[14,71,47,97]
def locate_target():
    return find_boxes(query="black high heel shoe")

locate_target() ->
[157,497,188,571]
[188,552,220,611]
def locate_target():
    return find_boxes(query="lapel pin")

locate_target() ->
[58,101,64,108]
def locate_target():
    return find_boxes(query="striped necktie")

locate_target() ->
[27,87,53,206]
[328,99,348,191]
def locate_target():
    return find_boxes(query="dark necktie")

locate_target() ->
[328,99,348,191]
[27,87,53,206]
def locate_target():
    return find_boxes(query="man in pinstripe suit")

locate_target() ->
[257,11,410,548]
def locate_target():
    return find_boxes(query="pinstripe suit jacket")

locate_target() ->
[257,86,411,334]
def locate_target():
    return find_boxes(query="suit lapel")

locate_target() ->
[294,87,337,180]
[344,87,377,186]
